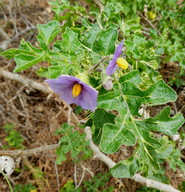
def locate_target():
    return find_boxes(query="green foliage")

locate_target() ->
[49,0,86,31]
[3,123,24,149]
[83,173,114,192]
[168,148,185,172]
[60,180,82,192]
[1,0,185,181]
[96,71,184,176]
[37,20,60,46]
[92,28,118,56]
[55,123,92,164]
[136,186,160,192]
[92,108,116,144]
[179,181,185,192]
[13,184,36,192]
[59,173,114,192]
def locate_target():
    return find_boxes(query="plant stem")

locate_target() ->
[1,171,14,192]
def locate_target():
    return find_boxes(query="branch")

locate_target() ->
[0,68,50,94]
[88,56,110,73]
[0,26,36,50]
[0,27,11,40]
[85,126,180,192]
[0,144,59,157]
[0,27,11,50]
[93,0,104,13]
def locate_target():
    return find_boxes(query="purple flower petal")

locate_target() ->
[78,84,98,111]
[106,40,124,76]
[106,59,118,76]
[45,75,98,111]
[114,40,124,59]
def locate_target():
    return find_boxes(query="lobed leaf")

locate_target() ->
[61,27,81,57]
[92,28,118,55]
[93,108,116,145]
[37,20,60,46]
[14,54,44,72]
[120,71,177,116]
[111,157,139,178]
[136,107,185,136]
[100,117,136,154]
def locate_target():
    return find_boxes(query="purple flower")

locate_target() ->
[45,75,98,111]
[106,40,128,76]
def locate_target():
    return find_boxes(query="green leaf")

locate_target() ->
[55,123,92,164]
[92,28,118,55]
[100,117,136,154]
[85,23,101,49]
[119,70,142,84]
[97,90,120,111]
[93,108,116,130]
[156,146,173,159]
[37,20,60,46]
[19,39,43,54]
[155,47,164,55]
[137,106,185,136]
[93,108,116,144]
[145,80,177,105]
[2,39,43,61]
[2,48,32,59]
[14,53,44,72]
[48,66,63,78]
[120,72,177,116]
[61,27,81,57]
[111,156,139,178]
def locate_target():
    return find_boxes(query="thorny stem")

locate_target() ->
[88,56,110,73]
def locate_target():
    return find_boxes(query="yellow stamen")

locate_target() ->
[116,57,129,69]
[72,83,82,98]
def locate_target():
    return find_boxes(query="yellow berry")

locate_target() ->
[148,11,156,20]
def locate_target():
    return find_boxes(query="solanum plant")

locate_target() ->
[2,0,185,180]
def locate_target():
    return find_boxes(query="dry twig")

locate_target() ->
[0,144,59,157]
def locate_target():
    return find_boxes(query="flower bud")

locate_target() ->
[103,78,113,90]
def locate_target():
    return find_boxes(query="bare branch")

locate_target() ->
[0,28,11,50]
[0,144,59,157]
[0,68,51,94]
[85,126,180,192]
[0,26,36,50]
